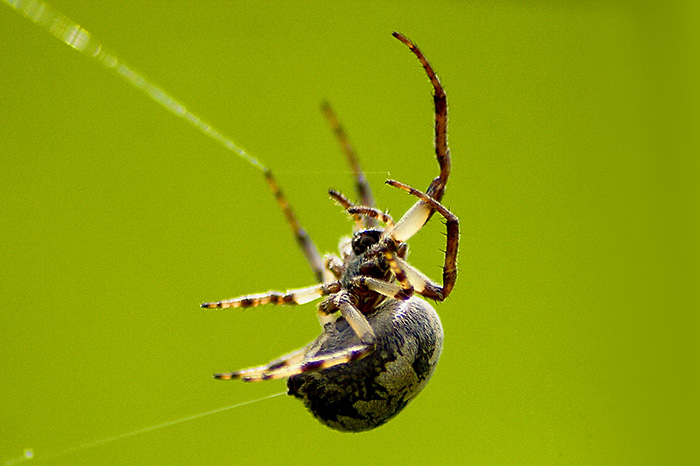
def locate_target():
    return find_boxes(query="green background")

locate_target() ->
[1,1,697,465]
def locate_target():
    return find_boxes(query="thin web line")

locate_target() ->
[1,3,299,463]
[1,0,268,172]
[4,392,287,465]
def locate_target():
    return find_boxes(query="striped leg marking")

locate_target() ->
[264,170,335,283]
[214,345,310,381]
[347,206,395,229]
[321,101,377,228]
[216,343,372,382]
[214,292,376,381]
[201,281,341,309]
[329,189,364,229]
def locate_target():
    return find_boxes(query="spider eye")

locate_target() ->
[352,229,382,255]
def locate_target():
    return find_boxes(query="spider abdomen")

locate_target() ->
[287,297,443,432]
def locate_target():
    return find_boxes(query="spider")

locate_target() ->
[202,32,458,432]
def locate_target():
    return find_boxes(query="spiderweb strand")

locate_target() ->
[1,0,268,172]
[1,2,288,463]
[3,392,287,465]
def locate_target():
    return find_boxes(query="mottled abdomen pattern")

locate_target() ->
[287,297,443,432]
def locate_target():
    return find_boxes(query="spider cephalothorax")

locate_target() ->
[202,32,459,432]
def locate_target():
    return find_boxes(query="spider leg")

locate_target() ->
[353,275,410,301]
[221,342,372,382]
[393,32,450,203]
[387,179,459,300]
[391,256,449,301]
[217,292,376,381]
[321,101,377,229]
[349,248,417,301]
[328,189,354,210]
[200,281,341,309]
[329,189,363,230]
[323,292,376,345]
[331,191,396,231]
[350,247,428,301]
[346,206,395,229]
[383,249,415,297]
[264,170,335,283]
[324,254,344,279]
[386,198,433,243]
[214,345,310,381]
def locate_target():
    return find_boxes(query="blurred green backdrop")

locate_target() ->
[1,1,697,465]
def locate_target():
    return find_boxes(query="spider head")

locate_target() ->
[351,229,383,255]
[350,228,409,259]
[344,229,392,283]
